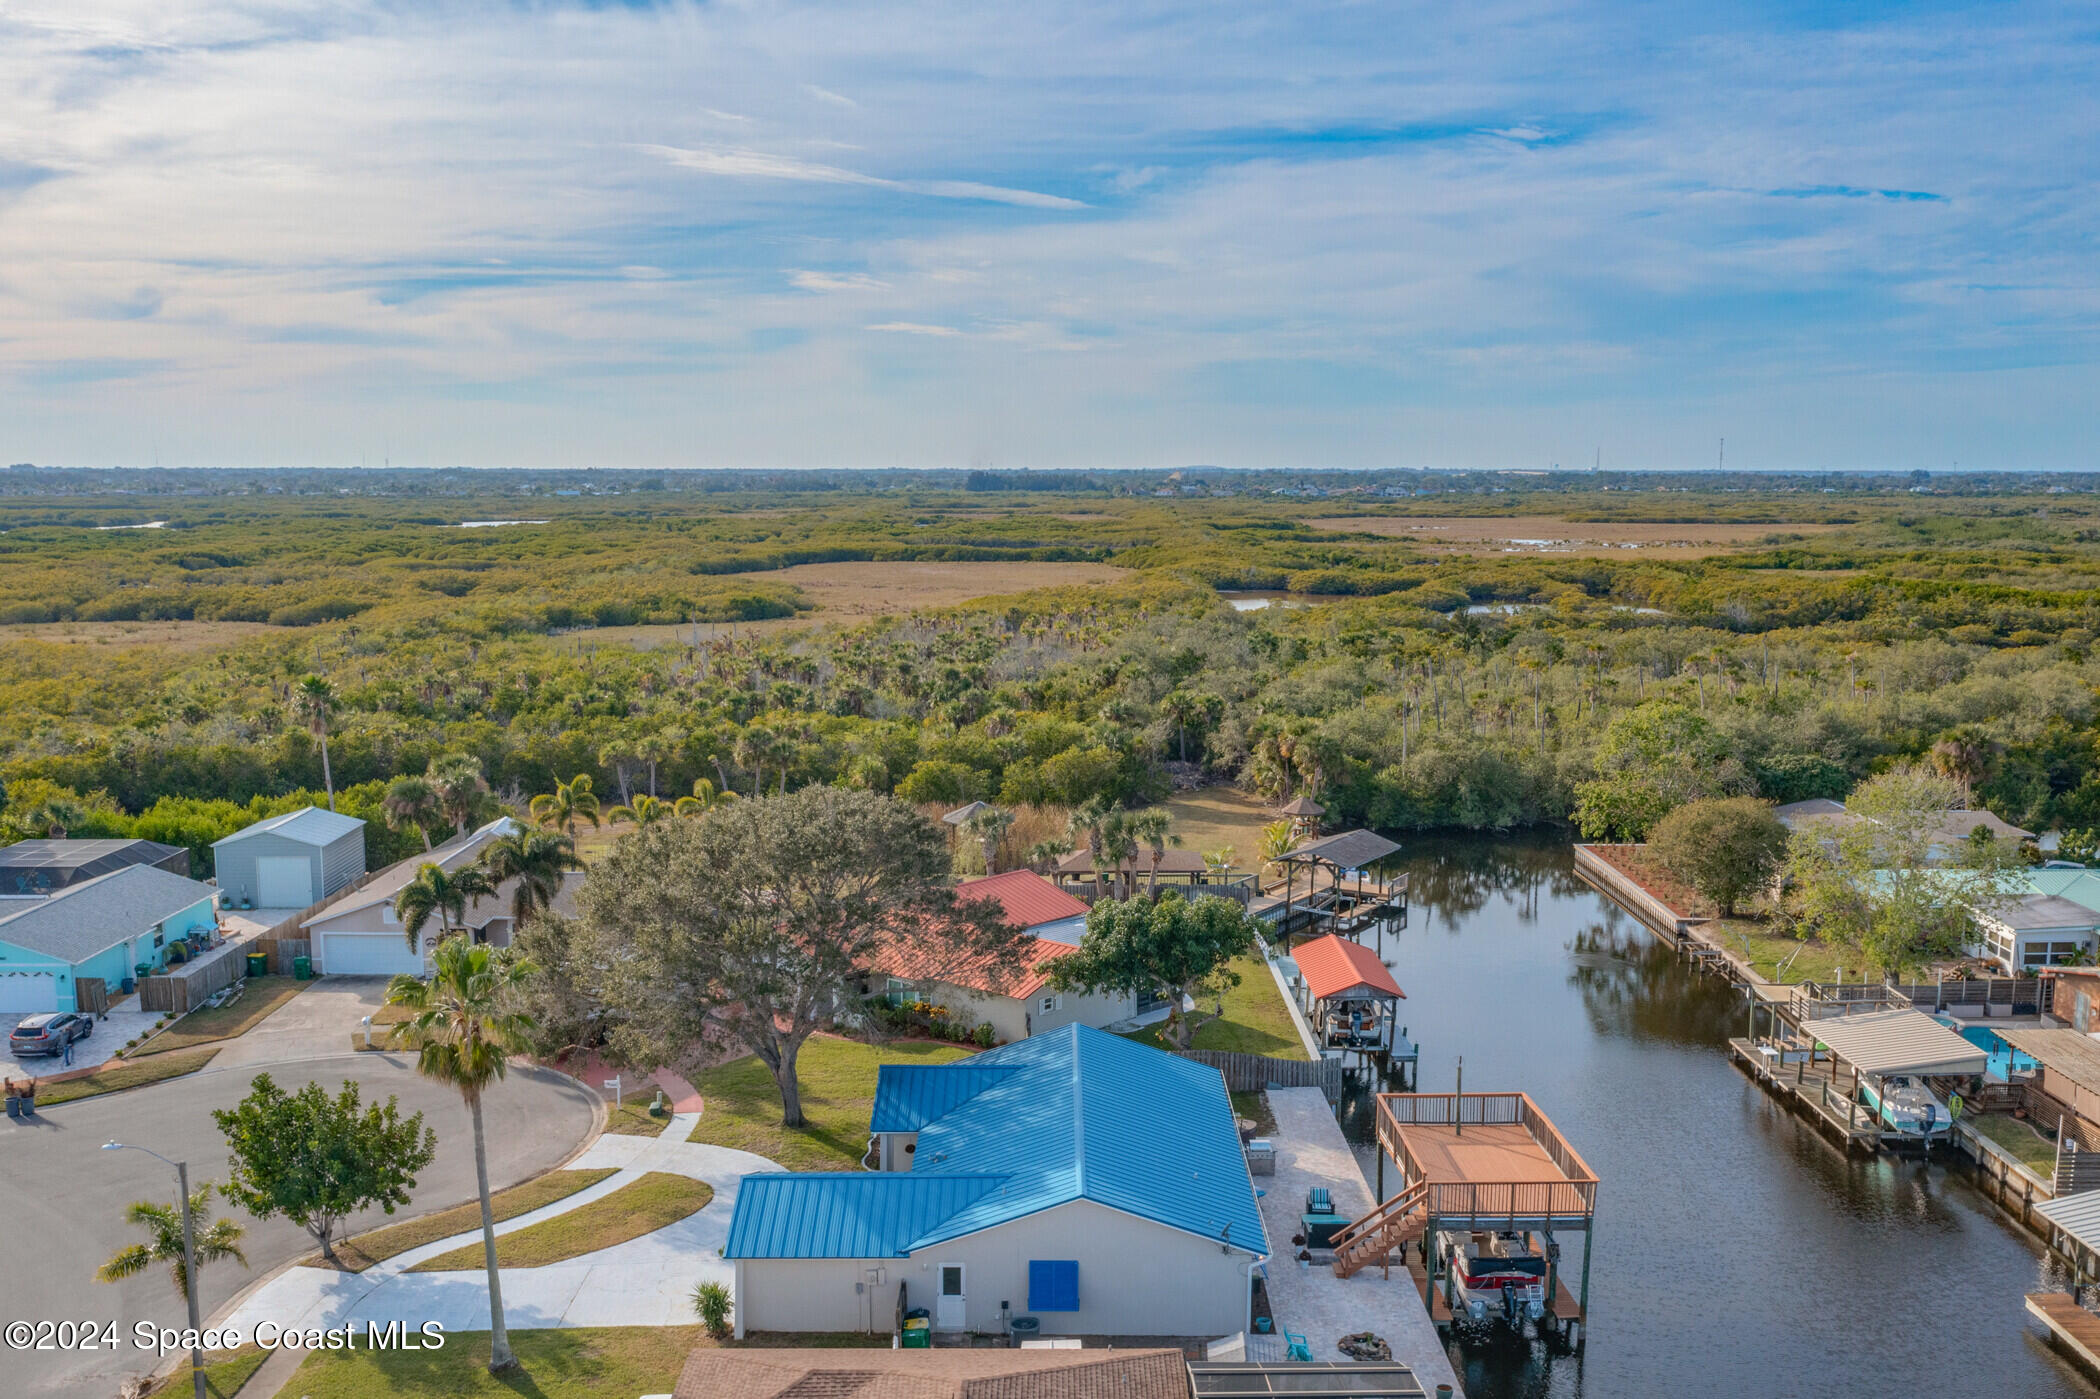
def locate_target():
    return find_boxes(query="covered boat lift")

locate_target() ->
[1729,1006,1986,1151]
[2028,1191,2100,1377]
[1271,829,1408,937]
[1292,932,1409,1067]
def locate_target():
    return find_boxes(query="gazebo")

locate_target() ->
[1293,933,1404,1053]
[1278,795,1326,838]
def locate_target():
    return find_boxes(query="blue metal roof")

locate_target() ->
[724,1173,1009,1259]
[868,1063,1019,1133]
[724,1024,1269,1260]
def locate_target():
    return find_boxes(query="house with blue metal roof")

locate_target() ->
[724,1022,1269,1341]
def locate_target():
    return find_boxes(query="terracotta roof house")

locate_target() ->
[864,871,1163,1041]
[672,1345,1191,1399]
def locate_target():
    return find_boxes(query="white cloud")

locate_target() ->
[868,321,964,336]
[791,270,890,292]
[802,84,860,110]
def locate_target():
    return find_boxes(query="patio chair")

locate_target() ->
[1284,1331,1313,1362]
[1306,1186,1334,1215]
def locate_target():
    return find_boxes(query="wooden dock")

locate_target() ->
[1727,1037,1890,1152]
[2028,1293,2100,1377]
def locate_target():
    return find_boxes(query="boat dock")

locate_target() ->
[1726,1037,1889,1151]
[2027,1293,2100,1378]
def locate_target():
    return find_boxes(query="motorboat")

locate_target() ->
[1860,1074,1950,1137]
[1436,1230,1547,1325]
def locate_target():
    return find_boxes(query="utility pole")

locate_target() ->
[103,1142,205,1399]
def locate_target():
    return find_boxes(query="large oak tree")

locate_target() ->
[573,786,1026,1126]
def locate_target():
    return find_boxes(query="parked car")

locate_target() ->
[8,1013,92,1058]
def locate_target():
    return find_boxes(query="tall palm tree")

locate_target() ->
[1258,819,1297,890]
[97,1186,247,1303]
[960,804,1016,875]
[673,777,736,817]
[293,675,337,812]
[607,794,673,828]
[429,755,491,838]
[1067,795,1118,900]
[385,938,538,1376]
[478,829,581,926]
[394,862,499,952]
[529,774,601,838]
[1128,807,1180,900]
[1099,810,1140,902]
[382,773,441,851]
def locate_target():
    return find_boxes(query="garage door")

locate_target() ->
[318,932,422,978]
[255,856,314,908]
[0,972,58,1013]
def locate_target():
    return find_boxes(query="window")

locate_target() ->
[1028,1259,1079,1312]
[1040,994,1061,1014]
[382,905,398,925]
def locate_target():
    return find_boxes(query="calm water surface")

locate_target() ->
[1336,833,2095,1399]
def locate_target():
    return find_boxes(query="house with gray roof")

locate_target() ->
[0,865,220,1013]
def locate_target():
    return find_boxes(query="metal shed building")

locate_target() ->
[211,807,367,910]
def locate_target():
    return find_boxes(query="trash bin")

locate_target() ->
[246,951,269,979]
[901,1316,931,1349]
[292,955,314,981]
[1008,1317,1040,1347]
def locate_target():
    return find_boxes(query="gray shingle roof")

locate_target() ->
[213,806,366,850]
[302,816,523,929]
[0,865,219,965]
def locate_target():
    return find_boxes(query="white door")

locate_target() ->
[255,856,314,908]
[319,932,419,977]
[0,972,58,1013]
[935,1263,966,1331]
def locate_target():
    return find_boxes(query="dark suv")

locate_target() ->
[8,1013,92,1058]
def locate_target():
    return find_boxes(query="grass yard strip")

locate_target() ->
[687,1034,972,1171]
[1710,919,1848,984]
[1232,1089,1276,1137]
[602,1099,672,1136]
[1120,954,1308,1060]
[145,1344,270,1399]
[282,1327,900,1398]
[129,975,307,1056]
[326,1168,617,1272]
[34,1047,220,1105]
[1969,1112,2058,1174]
[411,1172,711,1271]
[348,1003,415,1054]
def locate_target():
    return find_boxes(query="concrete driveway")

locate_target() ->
[0,1052,598,1397]
[210,975,396,1069]
[1,1005,162,1079]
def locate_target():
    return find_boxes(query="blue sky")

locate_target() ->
[2,0,2096,469]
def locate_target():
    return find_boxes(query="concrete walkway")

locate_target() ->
[1255,1088,1461,1396]
[219,1112,779,1337]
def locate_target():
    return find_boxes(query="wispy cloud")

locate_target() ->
[791,270,889,292]
[642,144,1085,209]
[868,321,963,336]
[802,84,859,110]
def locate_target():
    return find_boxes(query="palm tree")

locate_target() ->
[1931,726,1999,806]
[382,773,441,851]
[607,794,673,828]
[1202,846,1237,878]
[293,675,337,812]
[1067,796,1118,900]
[732,725,778,797]
[673,777,736,817]
[1128,807,1180,900]
[394,862,499,952]
[1258,819,1297,891]
[97,1186,247,1303]
[1025,837,1074,874]
[529,774,601,838]
[960,804,1016,875]
[385,938,538,1376]
[429,755,491,838]
[1099,810,1140,902]
[478,829,580,926]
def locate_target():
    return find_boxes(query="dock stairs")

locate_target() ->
[1330,1181,1430,1278]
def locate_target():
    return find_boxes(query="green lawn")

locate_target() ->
[1969,1112,2058,1173]
[687,1034,972,1171]
[33,1047,220,1105]
[328,1169,617,1272]
[1121,955,1309,1060]
[1708,919,1849,984]
[603,1099,673,1136]
[283,1327,895,1398]
[146,1344,270,1398]
[1232,1089,1275,1136]
[131,975,307,1056]
[412,1172,711,1271]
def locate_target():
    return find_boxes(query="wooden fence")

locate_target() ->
[256,938,313,977]
[137,941,247,1015]
[1174,1049,1343,1102]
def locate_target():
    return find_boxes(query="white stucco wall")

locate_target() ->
[911,979,1138,1043]
[737,1198,1257,1339]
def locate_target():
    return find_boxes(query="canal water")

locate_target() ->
[1336,833,2096,1399]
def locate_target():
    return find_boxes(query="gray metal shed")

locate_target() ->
[211,807,367,910]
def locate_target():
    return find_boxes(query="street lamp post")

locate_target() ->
[102,1142,206,1399]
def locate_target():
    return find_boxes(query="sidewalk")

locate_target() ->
[219,1112,778,1338]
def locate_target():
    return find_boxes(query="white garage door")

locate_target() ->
[0,972,58,1013]
[255,856,314,908]
[318,932,422,978]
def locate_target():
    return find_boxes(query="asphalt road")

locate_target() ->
[0,1051,597,1397]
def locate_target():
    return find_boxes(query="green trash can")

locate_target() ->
[900,1323,930,1349]
[292,955,314,981]
[246,951,269,979]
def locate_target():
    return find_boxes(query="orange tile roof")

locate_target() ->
[864,926,1078,1000]
[1294,932,1404,1001]
[956,869,1090,928]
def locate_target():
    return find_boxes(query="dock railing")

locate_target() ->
[1375,1092,1599,1223]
